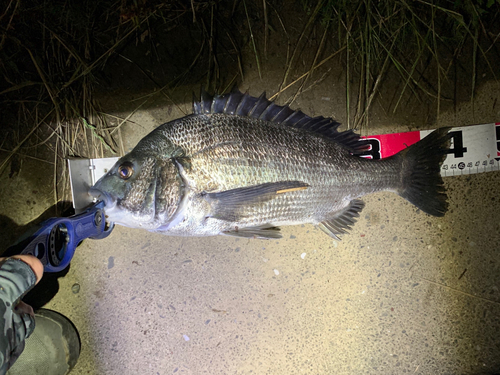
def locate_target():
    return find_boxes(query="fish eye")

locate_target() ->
[117,162,134,180]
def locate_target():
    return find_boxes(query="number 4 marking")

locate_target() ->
[446,131,468,158]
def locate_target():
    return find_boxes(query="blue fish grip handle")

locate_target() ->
[4,201,114,273]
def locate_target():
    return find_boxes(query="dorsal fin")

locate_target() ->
[193,88,369,155]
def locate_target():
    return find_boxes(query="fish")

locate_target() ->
[89,89,450,240]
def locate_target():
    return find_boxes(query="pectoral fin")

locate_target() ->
[204,181,309,222]
[317,199,365,240]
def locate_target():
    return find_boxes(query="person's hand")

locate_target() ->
[0,255,44,373]
[4,256,44,283]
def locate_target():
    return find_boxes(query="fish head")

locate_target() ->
[89,151,183,230]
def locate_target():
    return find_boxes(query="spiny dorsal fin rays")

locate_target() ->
[192,88,213,114]
[224,88,244,114]
[192,88,370,155]
[247,92,268,117]
[192,92,201,114]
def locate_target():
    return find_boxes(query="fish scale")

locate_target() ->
[90,89,450,239]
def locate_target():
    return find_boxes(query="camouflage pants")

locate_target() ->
[0,258,37,375]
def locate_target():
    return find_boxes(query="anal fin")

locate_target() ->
[317,199,365,240]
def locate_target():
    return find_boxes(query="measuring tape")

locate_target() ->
[361,123,500,177]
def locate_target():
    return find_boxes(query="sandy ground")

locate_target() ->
[1,47,500,375]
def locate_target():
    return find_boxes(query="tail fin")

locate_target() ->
[397,127,451,216]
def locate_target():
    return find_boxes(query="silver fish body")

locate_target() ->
[90,90,450,239]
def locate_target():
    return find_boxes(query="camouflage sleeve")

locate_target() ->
[0,258,37,374]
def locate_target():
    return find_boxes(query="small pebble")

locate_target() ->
[300,253,306,259]
[71,283,80,294]
[183,334,190,341]
[274,269,279,275]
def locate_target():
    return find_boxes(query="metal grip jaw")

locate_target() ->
[9,201,114,273]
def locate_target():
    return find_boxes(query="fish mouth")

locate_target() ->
[89,187,116,210]
[89,187,132,225]
[88,181,160,229]
[89,186,154,228]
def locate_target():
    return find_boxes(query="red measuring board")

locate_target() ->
[361,123,500,177]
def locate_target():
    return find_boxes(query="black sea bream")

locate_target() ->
[90,90,450,239]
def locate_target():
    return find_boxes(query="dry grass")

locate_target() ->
[299,0,500,128]
[0,0,216,206]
